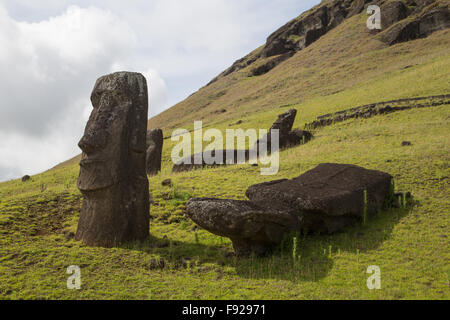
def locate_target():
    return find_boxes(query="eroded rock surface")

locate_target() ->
[246,163,393,233]
[76,72,150,247]
[187,198,301,256]
[209,0,447,82]
[380,1,449,45]
[187,163,394,255]
[146,129,163,176]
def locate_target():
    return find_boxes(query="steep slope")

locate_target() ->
[148,0,449,134]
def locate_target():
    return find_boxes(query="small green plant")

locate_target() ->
[292,236,298,263]
[385,179,396,208]
[363,189,368,225]
[194,232,199,244]
[40,183,47,193]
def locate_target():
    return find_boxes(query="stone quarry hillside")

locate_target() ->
[147,0,449,134]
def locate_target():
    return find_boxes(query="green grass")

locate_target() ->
[1,104,448,299]
[1,8,449,300]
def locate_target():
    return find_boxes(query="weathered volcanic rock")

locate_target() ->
[261,6,330,58]
[381,0,408,29]
[255,109,312,151]
[76,71,150,247]
[254,109,297,152]
[286,129,314,146]
[250,53,293,76]
[187,163,394,255]
[146,129,163,176]
[246,163,393,233]
[380,2,449,45]
[186,198,301,256]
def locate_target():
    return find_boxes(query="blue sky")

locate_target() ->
[0,0,320,181]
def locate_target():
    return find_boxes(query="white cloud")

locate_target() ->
[0,4,167,180]
[143,69,169,117]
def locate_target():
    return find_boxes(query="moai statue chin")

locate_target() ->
[75,71,150,247]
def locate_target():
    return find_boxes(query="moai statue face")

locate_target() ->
[76,72,149,247]
[78,72,148,191]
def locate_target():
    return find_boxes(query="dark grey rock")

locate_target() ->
[187,163,394,256]
[21,175,30,182]
[146,129,163,176]
[186,198,300,256]
[380,2,449,45]
[76,71,150,247]
[381,0,408,29]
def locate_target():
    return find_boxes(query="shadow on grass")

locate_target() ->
[122,202,414,283]
[234,203,414,282]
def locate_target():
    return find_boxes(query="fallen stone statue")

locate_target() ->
[172,108,312,173]
[76,71,150,247]
[187,163,395,256]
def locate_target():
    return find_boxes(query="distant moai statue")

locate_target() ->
[76,72,150,247]
[146,129,163,176]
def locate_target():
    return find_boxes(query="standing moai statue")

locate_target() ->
[146,129,163,176]
[76,72,150,247]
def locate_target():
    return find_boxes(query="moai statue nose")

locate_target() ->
[78,130,107,155]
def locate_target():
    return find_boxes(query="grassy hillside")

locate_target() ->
[0,5,449,299]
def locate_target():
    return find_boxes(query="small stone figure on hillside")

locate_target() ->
[146,129,163,176]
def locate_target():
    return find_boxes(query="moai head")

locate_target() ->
[76,72,149,247]
[78,72,148,192]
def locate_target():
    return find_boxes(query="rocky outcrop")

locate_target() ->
[250,53,293,76]
[380,1,449,45]
[76,72,150,247]
[146,129,163,176]
[21,175,30,182]
[206,0,447,82]
[381,0,408,29]
[187,163,395,255]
